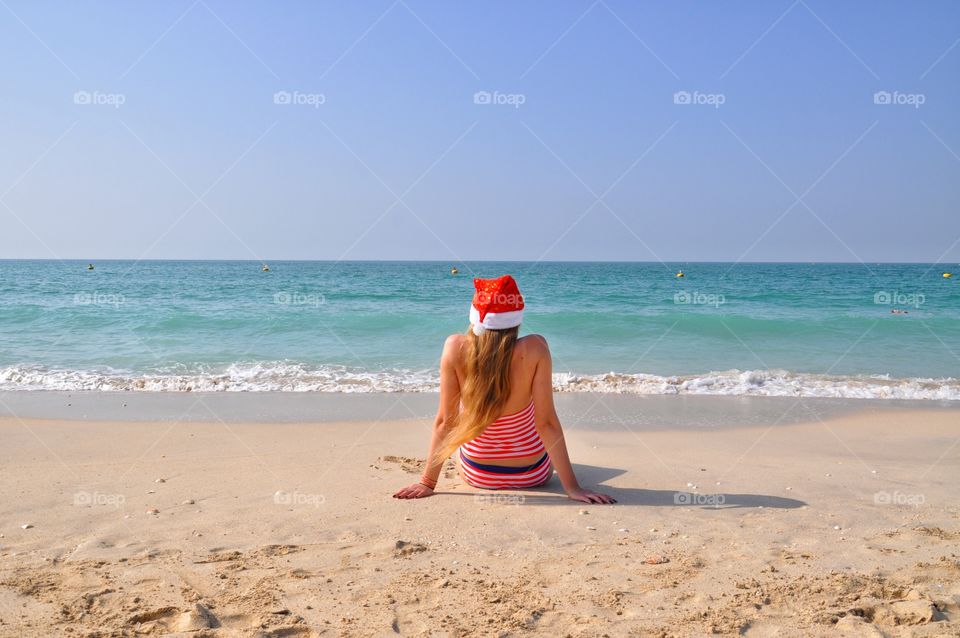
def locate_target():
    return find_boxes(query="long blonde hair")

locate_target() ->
[433,325,519,465]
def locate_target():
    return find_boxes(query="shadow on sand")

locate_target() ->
[439,463,806,509]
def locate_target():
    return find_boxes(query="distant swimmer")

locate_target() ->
[451,267,459,275]
[676,270,684,278]
[262,264,270,272]
[891,308,909,315]
[944,272,953,278]
[87,263,94,271]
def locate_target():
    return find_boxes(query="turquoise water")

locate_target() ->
[0,260,958,398]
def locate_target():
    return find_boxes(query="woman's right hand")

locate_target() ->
[566,486,616,504]
[393,483,435,499]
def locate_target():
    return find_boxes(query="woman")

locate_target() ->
[393,275,615,504]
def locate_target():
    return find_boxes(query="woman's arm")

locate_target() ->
[530,336,616,504]
[393,335,461,499]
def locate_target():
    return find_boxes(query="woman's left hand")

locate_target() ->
[566,487,616,504]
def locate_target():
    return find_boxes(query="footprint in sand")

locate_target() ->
[913,525,960,541]
[286,568,314,579]
[128,604,219,632]
[253,544,304,558]
[376,455,456,478]
[394,540,428,558]
[253,627,317,638]
[127,606,177,623]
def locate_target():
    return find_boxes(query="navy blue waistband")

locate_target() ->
[459,451,549,474]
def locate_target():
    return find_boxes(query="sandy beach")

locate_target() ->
[0,396,957,637]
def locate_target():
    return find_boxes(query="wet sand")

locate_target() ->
[3,390,953,428]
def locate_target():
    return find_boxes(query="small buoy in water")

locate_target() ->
[450,267,458,275]
[87,263,94,271]
[944,272,953,278]
[262,264,270,272]
[676,271,684,278]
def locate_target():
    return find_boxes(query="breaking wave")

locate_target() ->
[1,363,958,400]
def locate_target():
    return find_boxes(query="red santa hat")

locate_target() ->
[469,275,524,336]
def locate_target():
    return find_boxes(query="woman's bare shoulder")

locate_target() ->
[444,333,468,346]
[441,333,468,359]
[516,334,550,356]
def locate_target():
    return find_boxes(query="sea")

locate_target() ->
[0,260,957,400]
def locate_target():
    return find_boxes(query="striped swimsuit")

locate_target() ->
[459,399,553,490]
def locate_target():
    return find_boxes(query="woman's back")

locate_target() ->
[449,332,542,418]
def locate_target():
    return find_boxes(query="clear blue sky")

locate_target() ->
[1,1,958,262]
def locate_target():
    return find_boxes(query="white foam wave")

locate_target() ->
[1,364,958,400]
[552,369,960,401]
[0,362,439,393]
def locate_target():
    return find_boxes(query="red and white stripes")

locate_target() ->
[459,399,553,489]
[459,455,553,490]
[460,400,544,459]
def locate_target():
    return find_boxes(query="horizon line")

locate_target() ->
[0,258,956,265]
